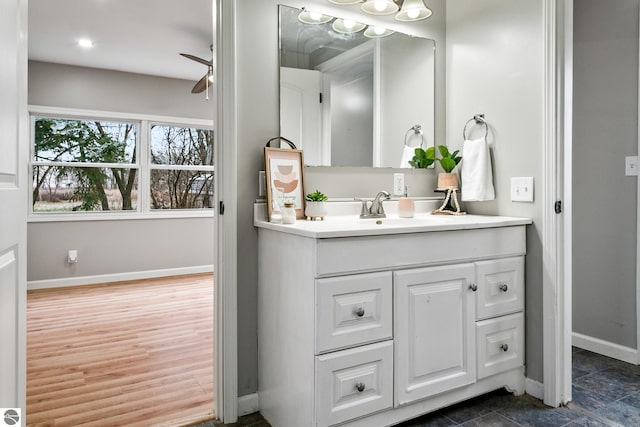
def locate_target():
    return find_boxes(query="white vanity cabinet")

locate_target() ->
[256,217,529,427]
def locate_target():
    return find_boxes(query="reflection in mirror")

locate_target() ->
[279,5,435,168]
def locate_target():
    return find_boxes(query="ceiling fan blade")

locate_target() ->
[180,53,213,66]
[191,73,209,93]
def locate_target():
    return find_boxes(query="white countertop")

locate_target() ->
[254,212,532,239]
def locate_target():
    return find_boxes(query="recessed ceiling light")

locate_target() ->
[78,39,94,48]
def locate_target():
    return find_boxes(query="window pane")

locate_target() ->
[34,117,137,163]
[33,166,138,212]
[150,169,214,209]
[150,125,214,166]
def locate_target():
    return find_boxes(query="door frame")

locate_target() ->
[542,0,572,408]
[215,0,238,423]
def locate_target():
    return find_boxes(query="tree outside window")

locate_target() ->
[31,116,214,214]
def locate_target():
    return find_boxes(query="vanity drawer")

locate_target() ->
[316,341,393,426]
[475,257,524,320]
[476,312,524,379]
[316,271,392,354]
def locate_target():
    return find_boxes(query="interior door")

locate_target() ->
[0,0,28,412]
[280,67,323,164]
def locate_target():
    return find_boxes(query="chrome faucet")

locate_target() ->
[358,190,391,218]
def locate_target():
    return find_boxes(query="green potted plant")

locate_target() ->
[305,189,328,220]
[408,146,436,169]
[435,145,462,190]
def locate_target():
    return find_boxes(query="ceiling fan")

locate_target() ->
[180,45,214,98]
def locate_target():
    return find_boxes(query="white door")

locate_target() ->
[279,67,323,164]
[394,264,476,405]
[0,0,28,412]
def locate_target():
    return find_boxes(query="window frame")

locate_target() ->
[28,105,215,222]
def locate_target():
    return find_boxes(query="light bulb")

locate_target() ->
[309,11,323,21]
[374,26,385,35]
[343,19,355,29]
[374,0,387,12]
[407,8,420,19]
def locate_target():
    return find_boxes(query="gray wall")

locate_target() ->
[445,0,545,382]
[27,61,215,282]
[573,0,639,348]
[235,0,547,396]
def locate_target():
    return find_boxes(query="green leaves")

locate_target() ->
[436,145,462,173]
[306,190,328,202]
[409,145,462,173]
[408,146,435,168]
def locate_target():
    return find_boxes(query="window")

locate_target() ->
[31,112,214,216]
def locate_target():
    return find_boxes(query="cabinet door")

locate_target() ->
[394,264,476,405]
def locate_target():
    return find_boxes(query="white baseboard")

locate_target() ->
[525,377,544,400]
[573,332,639,365]
[238,393,259,417]
[27,265,214,290]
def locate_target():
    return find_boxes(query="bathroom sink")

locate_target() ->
[355,215,455,226]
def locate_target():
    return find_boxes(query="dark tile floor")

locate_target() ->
[194,347,640,427]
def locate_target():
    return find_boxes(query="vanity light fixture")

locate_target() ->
[332,18,366,34]
[395,0,432,21]
[361,0,399,15]
[363,25,394,38]
[328,0,361,4]
[298,8,333,24]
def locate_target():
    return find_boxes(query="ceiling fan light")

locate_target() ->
[298,8,333,25]
[361,0,398,15]
[332,18,366,34]
[395,0,432,21]
[363,25,394,38]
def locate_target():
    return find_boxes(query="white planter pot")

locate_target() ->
[305,201,328,220]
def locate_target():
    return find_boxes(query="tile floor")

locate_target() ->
[196,347,640,427]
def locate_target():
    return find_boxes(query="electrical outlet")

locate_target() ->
[393,173,405,196]
[510,177,534,202]
[67,250,78,264]
[626,156,638,176]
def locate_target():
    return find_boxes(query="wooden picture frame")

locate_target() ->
[264,147,305,220]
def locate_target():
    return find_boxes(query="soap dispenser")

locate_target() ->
[398,186,415,218]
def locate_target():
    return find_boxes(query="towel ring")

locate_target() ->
[462,114,488,140]
[404,124,425,148]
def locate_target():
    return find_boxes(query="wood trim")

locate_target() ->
[216,0,238,423]
[543,0,572,407]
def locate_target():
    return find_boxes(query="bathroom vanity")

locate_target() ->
[255,209,531,426]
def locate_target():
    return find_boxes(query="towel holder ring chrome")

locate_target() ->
[404,124,425,148]
[462,114,488,140]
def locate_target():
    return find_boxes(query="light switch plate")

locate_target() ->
[393,173,405,196]
[511,177,534,202]
[626,156,638,176]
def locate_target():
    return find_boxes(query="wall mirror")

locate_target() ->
[278,4,435,168]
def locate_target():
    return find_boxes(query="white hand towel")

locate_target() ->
[399,146,415,168]
[461,137,495,201]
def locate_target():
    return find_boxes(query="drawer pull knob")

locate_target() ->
[469,283,478,292]
[355,307,365,317]
[500,343,509,352]
[355,382,366,392]
[499,283,509,292]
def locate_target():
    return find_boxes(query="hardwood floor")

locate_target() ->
[27,273,215,427]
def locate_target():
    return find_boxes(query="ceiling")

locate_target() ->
[28,0,214,82]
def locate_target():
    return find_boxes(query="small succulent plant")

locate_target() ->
[305,190,328,202]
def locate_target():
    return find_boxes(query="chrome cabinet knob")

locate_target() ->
[500,343,509,352]
[355,382,365,392]
[355,307,365,317]
[469,283,478,292]
[499,283,509,292]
